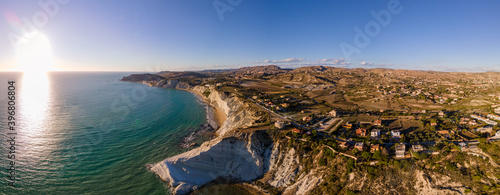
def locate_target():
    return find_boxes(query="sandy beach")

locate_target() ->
[189,89,226,129]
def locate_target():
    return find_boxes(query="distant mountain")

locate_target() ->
[229,65,287,74]
[156,71,208,79]
[291,66,337,73]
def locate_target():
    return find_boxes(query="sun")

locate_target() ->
[16,32,54,73]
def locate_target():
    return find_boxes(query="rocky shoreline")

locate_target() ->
[121,74,319,195]
[121,75,267,194]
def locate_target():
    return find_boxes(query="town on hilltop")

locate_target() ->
[125,65,500,194]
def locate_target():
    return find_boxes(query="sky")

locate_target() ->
[0,0,499,72]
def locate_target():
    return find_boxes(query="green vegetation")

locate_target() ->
[202,89,211,97]
[129,65,500,194]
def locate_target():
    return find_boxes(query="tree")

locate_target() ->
[479,138,487,145]
[381,147,389,157]
[362,152,372,160]
[318,158,327,166]
[420,153,428,160]
[373,150,382,160]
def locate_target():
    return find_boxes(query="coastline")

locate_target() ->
[123,77,266,194]
[188,89,226,130]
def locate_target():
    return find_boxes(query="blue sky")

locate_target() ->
[1,0,499,72]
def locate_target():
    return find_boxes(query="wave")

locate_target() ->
[180,123,214,148]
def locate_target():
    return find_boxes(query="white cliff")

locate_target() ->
[283,170,324,195]
[266,143,302,187]
[121,76,318,195]
[191,85,259,136]
[150,131,272,194]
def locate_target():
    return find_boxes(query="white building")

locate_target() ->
[329,109,337,117]
[391,130,401,138]
[371,129,381,139]
[487,114,500,121]
[274,121,285,129]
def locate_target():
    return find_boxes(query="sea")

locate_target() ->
[0,72,253,195]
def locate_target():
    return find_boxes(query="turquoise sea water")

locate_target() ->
[0,72,216,194]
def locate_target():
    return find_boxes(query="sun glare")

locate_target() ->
[16,32,54,73]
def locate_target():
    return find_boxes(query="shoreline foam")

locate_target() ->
[188,89,226,130]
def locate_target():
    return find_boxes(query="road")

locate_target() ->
[323,144,358,161]
[246,97,309,130]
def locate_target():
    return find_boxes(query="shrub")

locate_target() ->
[318,158,327,166]
[202,90,211,97]
[361,152,372,160]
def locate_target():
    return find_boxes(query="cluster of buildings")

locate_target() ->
[495,107,500,114]
[254,94,297,113]
[489,131,500,140]
[487,114,500,121]
[459,117,478,126]
[471,114,498,126]
[340,141,426,159]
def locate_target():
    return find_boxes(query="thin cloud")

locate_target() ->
[360,61,394,68]
[317,58,350,65]
[426,65,448,69]
[251,58,304,64]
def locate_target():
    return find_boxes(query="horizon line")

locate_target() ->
[1,65,499,73]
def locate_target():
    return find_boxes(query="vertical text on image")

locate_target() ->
[6,80,17,187]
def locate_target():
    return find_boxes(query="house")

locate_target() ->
[495,107,500,114]
[329,109,337,117]
[373,119,382,126]
[291,128,304,134]
[371,129,381,139]
[490,131,500,140]
[487,114,500,121]
[281,103,290,108]
[438,111,445,117]
[274,121,285,129]
[459,117,470,125]
[391,130,401,139]
[339,142,350,149]
[468,120,477,126]
[475,126,493,134]
[471,114,498,125]
[430,122,438,126]
[356,128,367,137]
[467,144,481,152]
[370,144,380,153]
[458,142,467,149]
[412,144,425,152]
[302,116,312,123]
[355,142,364,151]
[437,130,452,138]
[395,144,406,158]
